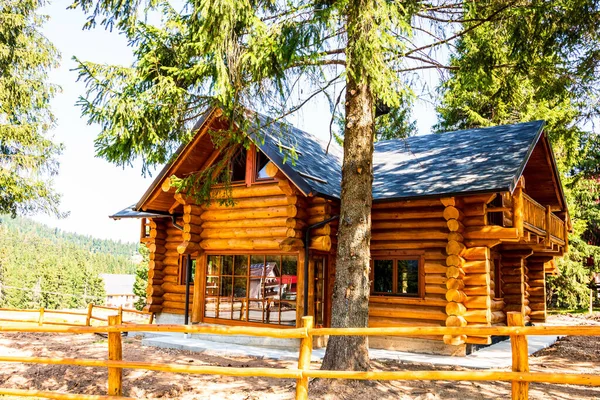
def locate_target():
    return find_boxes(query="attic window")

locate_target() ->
[230,148,247,182]
[256,149,271,180]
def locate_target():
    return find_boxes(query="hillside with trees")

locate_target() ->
[0,216,139,309]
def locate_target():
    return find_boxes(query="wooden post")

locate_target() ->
[118,306,123,324]
[508,312,529,400]
[148,312,154,325]
[295,316,314,400]
[107,315,123,397]
[513,187,524,237]
[86,303,93,326]
[545,206,552,246]
[38,308,44,326]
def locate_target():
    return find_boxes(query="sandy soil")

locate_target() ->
[0,314,599,399]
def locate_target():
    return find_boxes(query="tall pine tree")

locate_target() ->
[0,0,64,217]
[71,0,600,370]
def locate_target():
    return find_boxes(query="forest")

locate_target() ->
[0,216,139,309]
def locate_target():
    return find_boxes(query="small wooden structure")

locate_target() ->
[112,108,570,355]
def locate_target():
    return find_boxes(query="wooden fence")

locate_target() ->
[0,312,599,400]
[0,303,153,326]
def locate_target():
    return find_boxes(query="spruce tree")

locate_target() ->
[71,0,600,370]
[0,0,64,217]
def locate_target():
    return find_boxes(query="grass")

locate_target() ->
[548,306,600,315]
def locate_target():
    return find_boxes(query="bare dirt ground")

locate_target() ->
[0,314,599,399]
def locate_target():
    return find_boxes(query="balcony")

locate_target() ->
[521,192,567,248]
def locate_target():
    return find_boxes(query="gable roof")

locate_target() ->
[132,108,565,213]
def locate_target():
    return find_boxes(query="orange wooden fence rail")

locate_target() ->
[0,303,154,326]
[1,312,599,400]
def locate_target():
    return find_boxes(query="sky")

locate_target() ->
[32,2,439,244]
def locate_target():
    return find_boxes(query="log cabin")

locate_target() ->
[111,108,570,355]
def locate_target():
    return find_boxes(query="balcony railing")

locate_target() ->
[521,193,567,246]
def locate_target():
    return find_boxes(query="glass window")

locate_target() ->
[371,257,421,297]
[230,148,247,182]
[255,149,271,180]
[179,255,197,285]
[204,254,298,326]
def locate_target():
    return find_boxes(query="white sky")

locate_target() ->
[32,2,439,244]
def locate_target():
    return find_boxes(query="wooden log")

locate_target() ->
[201,238,285,250]
[463,216,486,227]
[446,255,464,267]
[372,209,444,220]
[182,232,202,242]
[446,266,465,279]
[463,286,490,296]
[445,277,465,291]
[464,296,490,309]
[462,193,496,204]
[108,315,123,396]
[443,206,464,221]
[425,284,447,295]
[307,203,331,215]
[162,301,186,310]
[373,199,445,209]
[447,219,464,233]
[183,223,202,233]
[370,241,448,250]
[200,217,289,229]
[463,309,491,323]
[463,226,519,240]
[161,176,173,192]
[424,263,447,274]
[443,334,467,345]
[296,316,314,400]
[462,247,489,261]
[183,213,203,225]
[203,195,289,210]
[369,306,447,321]
[513,186,524,237]
[309,236,331,251]
[211,183,283,199]
[445,302,467,316]
[148,244,166,253]
[425,275,446,285]
[445,289,467,303]
[280,238,304,252]
[463,260,490,274]
[446,315,468,327]
[446,240,465,256]
[373,220,447,230]
[201,227,298,239]
[201,206,292,221]
[448,232,464,242]
[183,204,203,215]
[177,241,200,254]
[463,203,486,217]
[163,266,179,276]
[371,229,448,241]
[462,274,488,286]
[508,312,529,399]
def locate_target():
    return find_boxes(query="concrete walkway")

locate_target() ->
[140,333,562,369]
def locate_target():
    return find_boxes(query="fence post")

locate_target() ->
[508,312,529,400]
[107,315,123,397]
[38,308,44,326]
[118,306,123,323]
[295,316,314,400]
[86,303,93,326]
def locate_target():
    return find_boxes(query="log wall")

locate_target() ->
[499,252,531,323]
[526,256,550,323]
[369,199,449,337]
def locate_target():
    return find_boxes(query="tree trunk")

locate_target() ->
[321,1,375,370]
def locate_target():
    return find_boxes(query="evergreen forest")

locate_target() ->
[0,215,139,309]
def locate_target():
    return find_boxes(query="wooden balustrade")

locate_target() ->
[521,193,567,246]
[0,304,154,327]
[1,313,600,399]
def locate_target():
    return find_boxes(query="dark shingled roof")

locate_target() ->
[252,116,545,201]
[110,205,171,220]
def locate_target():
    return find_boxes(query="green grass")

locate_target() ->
[548,306,600,315]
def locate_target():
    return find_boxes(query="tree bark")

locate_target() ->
[321,0,375,370]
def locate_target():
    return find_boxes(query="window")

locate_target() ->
[493,257,502,298]
[371,257,422,297]
[204,254,297,326]
[179,255,197,285]
[487,193,504,226]
[229,148,247,182]
[313,256,327,327]
[255,149,271,180]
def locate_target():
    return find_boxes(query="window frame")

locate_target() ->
[178,254,197,286]
[201,252,299,327]
[370,254,425,298]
